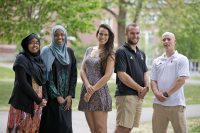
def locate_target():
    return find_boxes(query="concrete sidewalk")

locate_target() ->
[1,104,200,133]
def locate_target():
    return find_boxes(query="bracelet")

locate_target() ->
[163,91,169,97]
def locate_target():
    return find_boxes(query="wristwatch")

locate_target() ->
[146,87,149,91]
[163,91,169,97]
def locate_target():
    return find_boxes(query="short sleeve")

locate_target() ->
[114,49,127,73]
[150,59,157,81]
[178,56,190,78]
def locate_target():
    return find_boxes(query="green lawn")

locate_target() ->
[0,66,200,111]
[1,81,200,111]
[190,75,200,80]
[1,67,200,132]
[0,67,14,79]
[0,81,13,110]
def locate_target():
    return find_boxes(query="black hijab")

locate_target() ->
[13,33,46,85]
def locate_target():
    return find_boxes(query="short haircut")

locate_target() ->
[126,23,139,33]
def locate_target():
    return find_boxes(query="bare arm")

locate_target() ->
[80,55,95,102]
[140,72,149,98]
[144,72,149,88]
[80,54,91,88]
[84,55,115,102]
[117,71,143,92]
[166,76,186,96]
[93,55,115,91]
[151,80,167,102]
[165,56,189,97]
[151,80,159,94]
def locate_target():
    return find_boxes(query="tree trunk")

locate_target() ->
[133,0,143,23]
[117,2,126,47]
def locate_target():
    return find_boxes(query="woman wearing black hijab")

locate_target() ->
[6,33,47,133]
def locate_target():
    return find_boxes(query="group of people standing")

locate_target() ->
[6,23,189,133]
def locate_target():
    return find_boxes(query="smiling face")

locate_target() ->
[54,29,65,45]
[126,25,140,46]
[162,32,176,53]
[96,27,109,46]
[28,38,40,54]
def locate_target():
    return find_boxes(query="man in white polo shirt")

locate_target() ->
[150,32,190,133]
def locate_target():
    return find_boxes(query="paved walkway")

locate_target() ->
[0,62,13,69]
[1,104,200,133]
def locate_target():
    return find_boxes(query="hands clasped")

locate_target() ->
[138,87,149,99]
[57,96,72,111]
[154,91,168,102]
[84,84,95,102]
[39,99,47,107]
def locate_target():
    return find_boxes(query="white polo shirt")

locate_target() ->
[151,51,190,106]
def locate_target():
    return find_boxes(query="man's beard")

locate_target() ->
[127,39,138,45]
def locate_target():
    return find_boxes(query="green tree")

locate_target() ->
[156,0,200,59]
[0,0,101,45]
[102,0,145,46]
[102,0,200,58]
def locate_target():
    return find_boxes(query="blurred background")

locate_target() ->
[0,0,200,132]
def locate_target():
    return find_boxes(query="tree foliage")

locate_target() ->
[155,0,200,59]
[0,0,102,45]
[102,0,200,58]
[102,0,147,46]
[1,0,200,58]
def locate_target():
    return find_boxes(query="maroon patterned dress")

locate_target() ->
[6,79,42,133]
[78,47,112,111]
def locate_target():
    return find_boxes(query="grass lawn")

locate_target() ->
[1,80,200,111]
[190,75,200,80]
[1,67,200,132]
[73,82,200,110]
[0,81,13,110]
[0,66,200,111]
[0,67,14,79]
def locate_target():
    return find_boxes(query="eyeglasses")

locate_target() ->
[29,41,40,45]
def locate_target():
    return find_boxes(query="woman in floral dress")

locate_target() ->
[78,24,115,133]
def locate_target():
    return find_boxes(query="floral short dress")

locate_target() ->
[78,47,112,111]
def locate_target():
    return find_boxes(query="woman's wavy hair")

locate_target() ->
[96,24,114,75]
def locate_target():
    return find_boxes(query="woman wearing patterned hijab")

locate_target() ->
[6,33,47,133]
[39,25,77,133]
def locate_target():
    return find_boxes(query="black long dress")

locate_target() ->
[39,48,77,133]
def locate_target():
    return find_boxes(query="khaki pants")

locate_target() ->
[152,104,187,133]
[115,95,143,128]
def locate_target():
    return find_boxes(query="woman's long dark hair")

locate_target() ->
[96,24,114,75]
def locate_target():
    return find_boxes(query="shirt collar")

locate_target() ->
[161,50,178,59]
[124,42,139,53]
